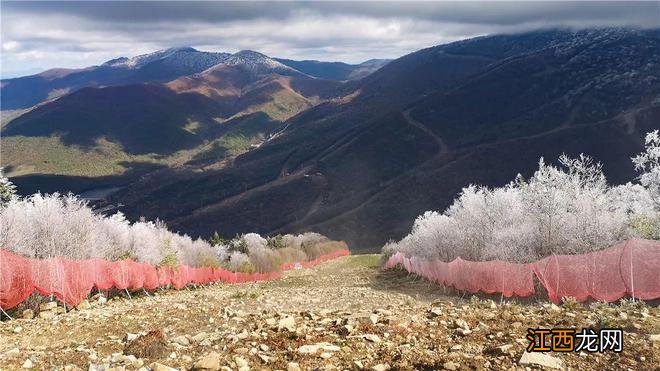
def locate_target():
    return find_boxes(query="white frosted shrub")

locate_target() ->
[608,183,655,215]
[300,232,329,246]
[0,193,100,259]
[130,220,169,265]
[243,232,268,252]
[276,247,307,264]
[385,139,660,263]
[228,251,250,271]
[1,187,341,272]
[248,247,281,272]
[633,130,660,206]
[177,237,227,267]
[0,192,228,268]
[281,234,303,249]
[98,212,135,260]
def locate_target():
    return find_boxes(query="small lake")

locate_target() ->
[79,186,123,201]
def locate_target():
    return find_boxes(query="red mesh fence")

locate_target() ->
[0,248,350,309]
[280,249,350,270]
[384,239,660,303]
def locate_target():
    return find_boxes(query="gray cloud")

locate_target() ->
[1,1,658,78]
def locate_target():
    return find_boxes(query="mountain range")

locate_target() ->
[0,47,389,110]
[2,28,659,251]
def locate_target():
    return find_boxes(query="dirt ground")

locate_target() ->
[0,255,658,370]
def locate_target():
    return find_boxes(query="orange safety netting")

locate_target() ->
[0,249,350,309]
[384,239,660,303]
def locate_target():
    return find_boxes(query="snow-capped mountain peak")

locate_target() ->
[220,50,299,75]
[103,47,230,70]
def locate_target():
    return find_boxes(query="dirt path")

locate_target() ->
[1,255,658,370]
[402,109,449,156]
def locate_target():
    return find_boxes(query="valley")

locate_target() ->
[2,28,660,251]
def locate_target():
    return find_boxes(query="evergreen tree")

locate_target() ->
[0,169,16,207]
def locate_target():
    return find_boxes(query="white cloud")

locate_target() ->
[2,41,20,52]
[1,1,657,78]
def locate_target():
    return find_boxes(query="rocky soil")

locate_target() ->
[1,255,658,370]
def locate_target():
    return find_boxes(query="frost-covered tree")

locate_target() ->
[384,140,659,263]
[0,191,341,271]
[243,232,268,251]
[0,193,99,259]
[633,130,660,206]
[0,193,228,266]
[228,251,251,272]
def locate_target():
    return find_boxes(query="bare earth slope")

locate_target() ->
[1,255,658,370]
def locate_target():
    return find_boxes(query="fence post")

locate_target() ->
[627,241,635,302]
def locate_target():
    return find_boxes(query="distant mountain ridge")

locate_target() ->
[103,46,231,70]
[1,47,344,183]
[0,47,230,109]
[273,58,391,80]
[1,48,388,110]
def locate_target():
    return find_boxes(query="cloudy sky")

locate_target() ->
[1,1,658,78]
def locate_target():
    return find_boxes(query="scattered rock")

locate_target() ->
[193,352,221,370]
[453,319,470,330]
[338,324,353,336]
[372,364,389,371]
[38,311,55,320]
[649,334,660,342]
[5,348,20,358]
[77,300,91,310]
[258,354,270,363]
[443,361,460,370]
[21,309,34,319]
[149,362,177,371]
[298,344,319,354]
[172,335,190,346]
[287,362,301,371]
[234,356,248,368]
[429,307,443,317]
[519,351,564,369]
[489,344,514,355]
[278,316,296,332]
[298,342,341,354]
[22,359,34,369]
[40,301,57,311]
[192,332,208,343]
[456,328,472,336]
[363,334,381,343]
[124,330,169,359]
